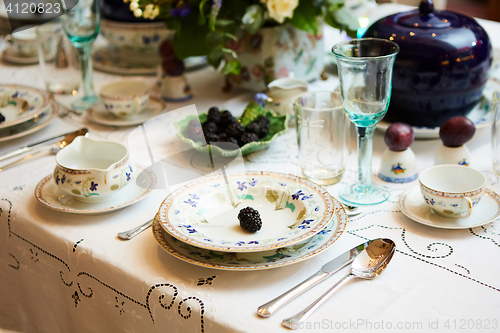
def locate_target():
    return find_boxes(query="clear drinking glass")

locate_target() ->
[61,0,101,110]
[332,38,399,205]
[295,91,350,185]
[492,91,500,175]
[36,22,80,94]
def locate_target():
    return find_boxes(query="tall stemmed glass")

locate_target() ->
[61,0,100,110]
[332,38,399,205]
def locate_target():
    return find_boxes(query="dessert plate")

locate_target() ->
[153,196,347,271]
[0,84,50,129]
[1,48,39,65]
[399,186,500,229]
[87,97,167,126]
[35,167,156,214]
[157,171,337,252]
[0,101,58,142]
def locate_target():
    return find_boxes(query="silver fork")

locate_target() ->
[117,219,154,240]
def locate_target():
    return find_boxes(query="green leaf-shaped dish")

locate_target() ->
[174,102,288,157]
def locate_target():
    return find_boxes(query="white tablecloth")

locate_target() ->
[1,4,500,333]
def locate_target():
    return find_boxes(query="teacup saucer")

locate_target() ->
[1,48,38,65]
[399,186,500,229]
[86,97,167,126]
[34,167,156,214]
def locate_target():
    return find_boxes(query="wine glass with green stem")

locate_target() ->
[332,38,399,205]
[61,0,101,110]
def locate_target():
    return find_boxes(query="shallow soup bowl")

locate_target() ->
[419,165,486,218]
[100,81,150,118]
[54,136,135,203]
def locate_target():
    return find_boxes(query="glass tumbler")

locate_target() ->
[295,91,350,185]
[492,91,500,174]
[36,22,80,95]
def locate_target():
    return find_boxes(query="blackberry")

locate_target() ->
[255,115,270,127]
[205,132,220,144]
[187,125,204,142]
[207,107,221,123]
[245,122,262,137]
[225,137,239,147]
[225,122,244,139]
[221,111,238,127]
[238,207,262,232]
[202,121,218,135]
[239,132,259,146]
[0,113,5,123]
[217,132,228,142]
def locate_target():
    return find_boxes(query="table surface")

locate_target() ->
[1,4,500,333]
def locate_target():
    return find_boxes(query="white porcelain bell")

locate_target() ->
[434,144,471,166]
[378,148,418,183]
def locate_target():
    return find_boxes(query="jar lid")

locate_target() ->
[395,0,459,29]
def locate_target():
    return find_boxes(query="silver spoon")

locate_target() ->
[117,218,154,240]
[282,238,396,329]
[342,203,361,216]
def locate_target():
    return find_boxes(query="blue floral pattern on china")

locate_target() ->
[158,171,336,252]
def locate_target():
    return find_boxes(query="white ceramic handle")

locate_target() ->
[460,197,473,218]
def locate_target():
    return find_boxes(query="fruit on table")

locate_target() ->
[439,116,476,147]
[0,113,5,123]
[186,106,269,149]
[159,39,185,76]
[238,207,262,232]
[384,122,414,151]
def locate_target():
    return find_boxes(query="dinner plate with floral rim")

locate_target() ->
[157,171,338,252]
[0,84,50,129]
[34,167,156,214]
[86,97,167,126]
[0,100,58,142]
[399,185,500,229]
[152,196,347,271]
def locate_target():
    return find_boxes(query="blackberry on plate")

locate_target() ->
[225,122,244,139]
[187,119,200,130]
[255,115,270,126]
[225,137,239,147]
[217,132,228,141]
[207,107,221,123]
[239,132,259,146]
[0,113,5,123]
[238,207,262,232]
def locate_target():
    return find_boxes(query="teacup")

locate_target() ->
[5,26,38,57]
[419,165,486,218]
[100,81,150,117]
[54,136,135,203]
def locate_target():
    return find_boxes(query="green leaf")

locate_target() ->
[266,190,279,203]
[198,0,209,25]
[296,207,306,221]
[171,16,211,59]
[221,59,241,75]
[286,202,296,213]
[207,47,224,68]
[215,19,235,27]
[287,0,319,35]
[237,194,254,201]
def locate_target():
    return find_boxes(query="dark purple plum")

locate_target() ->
[162,59,185,76]
[439,116,476,147]
[158,40,176,60]
[384,122,414,152]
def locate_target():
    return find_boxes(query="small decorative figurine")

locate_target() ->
[379,122,418,183]
[435,116,476,166]
[156,40,193,102]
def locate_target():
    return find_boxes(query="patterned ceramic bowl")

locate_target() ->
[54,137,135,203]
[419,164,486,218]
[100,19,173,55]
[100,80,150,117]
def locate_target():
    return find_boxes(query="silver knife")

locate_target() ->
[0,128,88,162]
[257,239,371,317]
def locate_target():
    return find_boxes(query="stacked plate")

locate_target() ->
[0,84,58,142]
[152,171,348,271]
